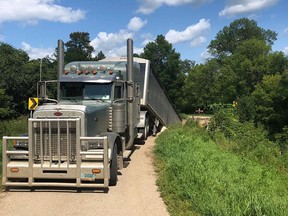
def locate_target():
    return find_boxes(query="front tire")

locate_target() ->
[109,144,118,186]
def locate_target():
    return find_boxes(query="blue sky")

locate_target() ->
[0,0,287,63]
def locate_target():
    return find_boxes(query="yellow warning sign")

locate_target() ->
[28,97,39,110]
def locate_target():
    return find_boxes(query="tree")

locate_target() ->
[223,38,272,95]
[0,42,58,117]
[94,50,106,61]
[252,74,283,135]
[65,32,94,62]
[208,18,277,59]
[140,35,185,111]
[0,43,30,115]
[184,59,219,110]
[213,65,238,103]
[267,51,288,75]
[180,59,195,75]
[0,88,12,119]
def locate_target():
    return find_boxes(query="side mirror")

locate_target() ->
[37,81,46,99]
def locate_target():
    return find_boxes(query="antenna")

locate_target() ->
[40,44,43,81]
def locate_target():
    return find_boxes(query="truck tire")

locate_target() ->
[144,117,150,140]
[109,145,118,186]
[140,117,149,140]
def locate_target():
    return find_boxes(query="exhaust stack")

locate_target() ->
[126,38,135,149]
[127,38,134,100]
[57,40,64,100]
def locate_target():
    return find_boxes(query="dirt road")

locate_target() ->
[0,136,169,216]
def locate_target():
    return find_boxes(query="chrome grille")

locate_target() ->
[32,119,78,163]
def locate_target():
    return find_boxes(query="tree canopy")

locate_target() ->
[208,18,277,59]
[0,42,57,117]
[65,32,95,62]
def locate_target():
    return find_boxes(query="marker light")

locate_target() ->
[10,168,19,173]
[92,169,101,174]
[99,65,107,71]
[78,65,86,75]
[88,65,94,72]
[70,65,77,73]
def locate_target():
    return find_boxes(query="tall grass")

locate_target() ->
[154,121,288,216]
[207,106,288,174]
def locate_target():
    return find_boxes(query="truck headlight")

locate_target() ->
[81,140,104,150]
[13,140,29,149]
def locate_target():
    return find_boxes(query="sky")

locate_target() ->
[0,0,287,63]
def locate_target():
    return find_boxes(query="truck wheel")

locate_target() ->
[109,145,118,186]
[141,117,149,140]
[145,117,150,139]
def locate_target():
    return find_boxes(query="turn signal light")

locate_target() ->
[10,168,19,173]
[92,169,101,174]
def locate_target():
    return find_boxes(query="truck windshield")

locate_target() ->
[60,82,112,101]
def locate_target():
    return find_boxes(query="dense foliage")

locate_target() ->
[64,32,95,62]
[154,121,288,216]
[0,43,57,119]
[186,18,288,151]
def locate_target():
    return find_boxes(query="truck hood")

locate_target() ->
[33,102,110,137]
[34,101,109,114]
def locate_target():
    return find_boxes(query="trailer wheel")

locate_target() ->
[139,117,149,141]
[109,145,118,186]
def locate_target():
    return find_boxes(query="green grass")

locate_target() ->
[154,121,288,216]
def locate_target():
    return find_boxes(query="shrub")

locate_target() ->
[207,106,284,172]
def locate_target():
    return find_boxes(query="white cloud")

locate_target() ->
[219,0,278,17]
[127,17,147,31]
[0,0,85,24]
[284,28,288,34]
[200,49,212,61]
[21,42,55,59]
[141,33,154,46]
[190,36,206,47]
[91,30,134,57]
[283,47,288,56]
[137,0,210,14]
[0,25,5,41]
[165,19,210,45]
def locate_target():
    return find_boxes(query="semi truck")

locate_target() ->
[2,38,181,189]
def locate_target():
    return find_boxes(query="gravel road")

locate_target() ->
[0,136,169,216]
